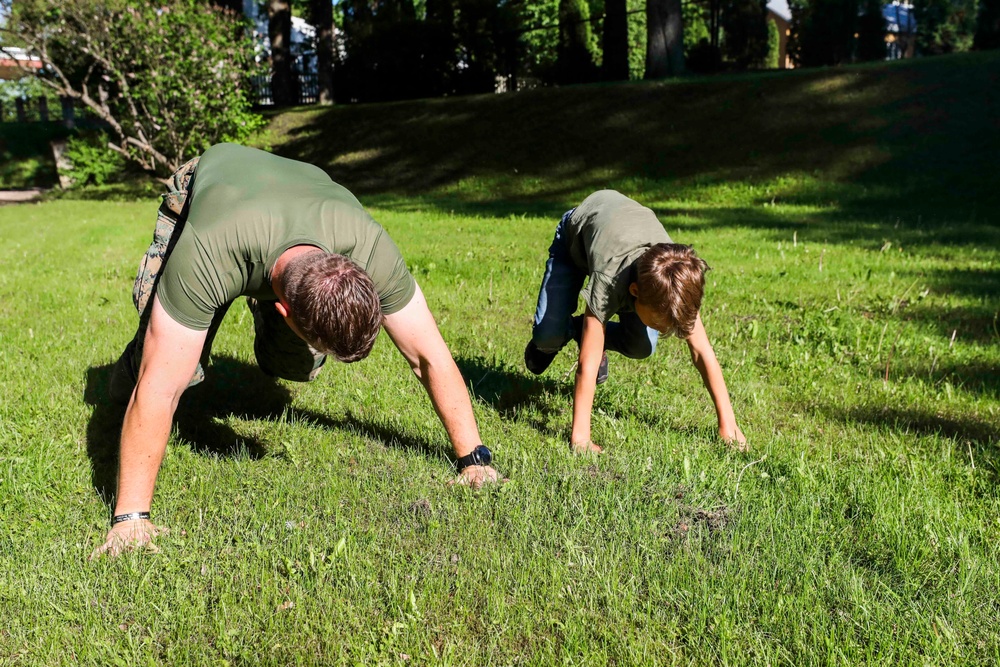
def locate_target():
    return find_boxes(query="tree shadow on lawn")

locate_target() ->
[273,53,1000,223]
[83,355,441,508]
[828,403,999,479]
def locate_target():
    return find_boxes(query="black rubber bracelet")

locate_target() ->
[112,512,151,525]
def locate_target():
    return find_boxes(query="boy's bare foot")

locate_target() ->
[571,440,604,454]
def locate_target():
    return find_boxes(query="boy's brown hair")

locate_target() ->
[283,252,384,363]
[635,243,710,337]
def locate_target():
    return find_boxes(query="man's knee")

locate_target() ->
[256,353,325,383]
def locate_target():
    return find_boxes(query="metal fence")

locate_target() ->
[250,54,319,106]
[0,96,102,126]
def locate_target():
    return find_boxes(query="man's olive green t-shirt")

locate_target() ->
[157,143,416,330]
[564,190,672,325]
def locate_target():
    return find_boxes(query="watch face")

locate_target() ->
[475,446,492,466]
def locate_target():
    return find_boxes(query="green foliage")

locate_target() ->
[766,15,782,67]
[5,0,264,175]
[63,132,125,187]
[517,0,561,79]
[627,0,647,78]
[914,0,979,54]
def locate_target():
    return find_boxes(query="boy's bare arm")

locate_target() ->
[685,315,747,449]
[570,309,605,452]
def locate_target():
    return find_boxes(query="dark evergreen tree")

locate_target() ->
[857,0,887,61]
[557,0,598,83]
[788,0,858,67]
[603,0,631,80]
[720,0,769,68]
[975,0,1000,48]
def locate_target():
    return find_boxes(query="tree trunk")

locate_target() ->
[645,0,684,78]
[268,0,294,106]
[603,0,629,80]
[311,0,335,104]
[557,0,596,84]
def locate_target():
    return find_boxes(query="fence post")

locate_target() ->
[15,97,27,123]
[61,97,76,129]
[38,96,50,122]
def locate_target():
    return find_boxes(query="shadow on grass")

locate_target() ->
[832,404,999,479]
[83,355,442,508]
[455,354,566,418]
[270,53,1000,221]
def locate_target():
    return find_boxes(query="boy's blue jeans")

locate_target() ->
[531,210,659,359]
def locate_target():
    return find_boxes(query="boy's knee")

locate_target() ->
[531,327,569,354]
[618,337,657,360]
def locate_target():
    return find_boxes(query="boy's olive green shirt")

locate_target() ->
[565,190,672,325]
[157,143,416,330]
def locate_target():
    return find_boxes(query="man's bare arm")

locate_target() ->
[382,284,498,486]
[90,296,206,558]
[685,314,746,449]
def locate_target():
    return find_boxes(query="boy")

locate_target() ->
[524,190,746,452]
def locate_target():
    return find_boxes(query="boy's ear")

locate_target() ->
[628,282,639,298]
[275,300,291,318]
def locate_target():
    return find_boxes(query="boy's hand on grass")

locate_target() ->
[571,440,604,454]
[89,519,168,560]
[452,465,503,489]
[721,425,748,452]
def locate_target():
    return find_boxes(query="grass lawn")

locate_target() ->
[1,53,998,665]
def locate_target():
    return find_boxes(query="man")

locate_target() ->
[92,143,500,559]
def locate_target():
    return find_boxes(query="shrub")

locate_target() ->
[2,0,264,178]
[63,132,125,187]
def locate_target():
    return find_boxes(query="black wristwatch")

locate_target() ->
[454,445,492,472]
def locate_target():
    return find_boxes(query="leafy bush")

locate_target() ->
[63,133,125,187]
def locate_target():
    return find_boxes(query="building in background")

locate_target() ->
[242,0,320,105]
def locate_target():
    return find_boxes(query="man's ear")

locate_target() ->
[275,300,291,318]
[628,282,639,298]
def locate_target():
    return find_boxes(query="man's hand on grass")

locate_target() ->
[721,425,748,452]
[89,519,168,560]
[452,465,502,489]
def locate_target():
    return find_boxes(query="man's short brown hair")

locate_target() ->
[635,243,710,337]
[282,252,383,363]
